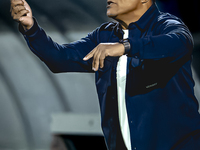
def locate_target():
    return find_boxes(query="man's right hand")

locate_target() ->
[10,0,34,30]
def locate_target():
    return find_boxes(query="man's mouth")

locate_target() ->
[107,1,115,8]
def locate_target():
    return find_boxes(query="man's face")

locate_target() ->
[107,0,142,19]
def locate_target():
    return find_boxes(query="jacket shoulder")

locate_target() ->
[158,12,180,21]
[157,12,185,26]
[152,12,188,34]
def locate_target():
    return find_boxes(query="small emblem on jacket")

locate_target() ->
[146,83,158,89]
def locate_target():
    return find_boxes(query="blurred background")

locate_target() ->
[0,0,200,150]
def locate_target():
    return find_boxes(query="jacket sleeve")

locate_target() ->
[127,17,194,61]
[125,17,194,96]
[19,18,98,73]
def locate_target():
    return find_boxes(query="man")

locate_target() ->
[10,0,200,149]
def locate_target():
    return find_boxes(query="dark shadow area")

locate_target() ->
[60,135,108,150]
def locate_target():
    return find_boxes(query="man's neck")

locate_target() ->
[116,2,153,29]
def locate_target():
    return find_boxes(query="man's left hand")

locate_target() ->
[83,43,125,71]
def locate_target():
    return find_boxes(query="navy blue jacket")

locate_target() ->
[19,3,200,150]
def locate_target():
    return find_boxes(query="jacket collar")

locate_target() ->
[116,3,160,31]
[133,3,160,30]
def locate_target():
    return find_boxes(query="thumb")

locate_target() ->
[22,0,28,6]
[22,0,32,15]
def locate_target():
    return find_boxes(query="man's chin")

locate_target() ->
[107,12,117,19]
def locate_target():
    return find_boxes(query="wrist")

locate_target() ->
[119,39,131,54]
[19,17,39,36]
[21,18,34,31]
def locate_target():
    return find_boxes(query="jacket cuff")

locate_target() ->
[18,17,39,36]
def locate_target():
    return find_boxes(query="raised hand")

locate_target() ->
[10,0,34,30]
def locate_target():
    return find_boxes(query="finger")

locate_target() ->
[11,0,24,5]
[83,47,97,60]
[92,50,101,71]
[22,0,28,5]
[11,3,23,13]
[99,54,106,68]
[11,0,24,8]
[13,10,29,22]
[22,0,29,9]
[83,50,95,60]
[13,5,26,14]
[11,1,24,14]
[11,9,16,18]
[18,10,29,21]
